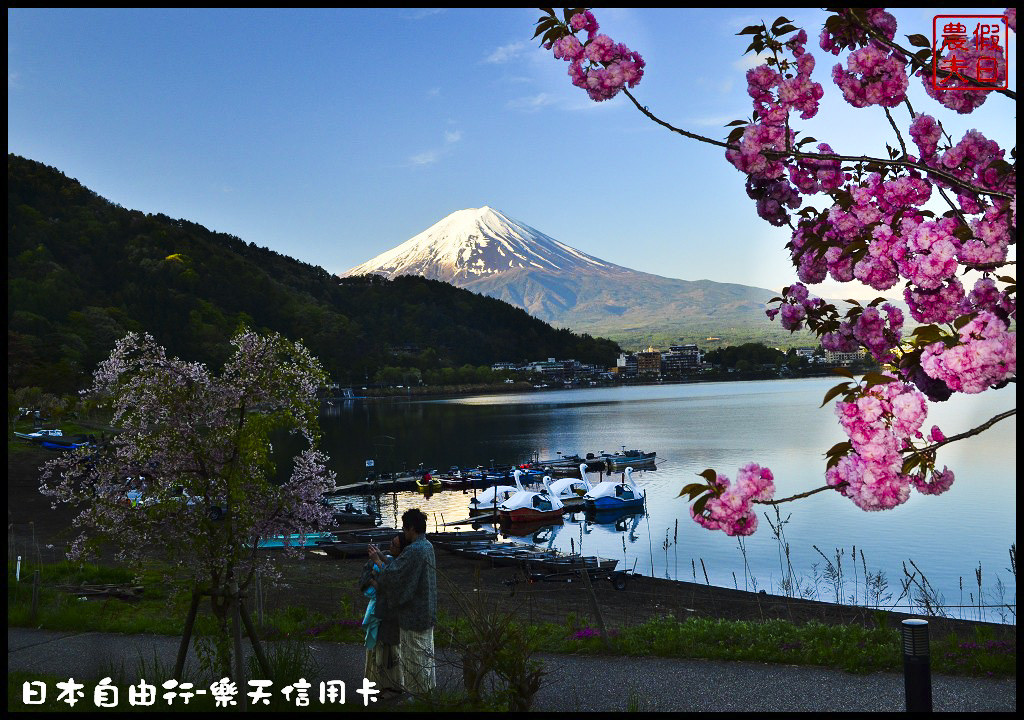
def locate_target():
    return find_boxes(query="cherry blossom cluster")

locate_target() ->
[690,463,775,536]
[920,311,1016,394]
[789,143,844,194]
[746,176,801,226]
[819,8,897,55]
[964,277,1016,323]
[825,379,954,510]
[909,114,941,159]
[726,30,823,177]
[769,283,904,362]
[832,43,909,108]
[547,10,644,102]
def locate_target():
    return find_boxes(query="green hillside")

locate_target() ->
[7,154,619,394]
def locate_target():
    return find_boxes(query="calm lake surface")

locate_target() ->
[316,377,1017,622]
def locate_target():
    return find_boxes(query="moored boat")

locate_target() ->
[468,469,525,515]
[548,463,593,509]
[602,449,656,471]
[584,467,645,511]
[497,476,565,523]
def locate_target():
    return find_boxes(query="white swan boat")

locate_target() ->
[548,463,593,509]
[584,467,645,511]
[468,468,526,515]
[498,475,565,523]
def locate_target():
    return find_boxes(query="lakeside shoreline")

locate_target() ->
[348,367,868,400]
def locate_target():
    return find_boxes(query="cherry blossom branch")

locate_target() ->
[905,408,1017,455]
[620,88,1013,200]
[755,481,848,505]
[621,88,731,149]
[935,184,972,233]
[884,107,907,156]
[755,409,1017,507]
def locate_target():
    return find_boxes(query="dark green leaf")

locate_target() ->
[832,367,855,379]
[532,22,554,39]
[820,381,853,407]
[839,240,867,259]
[725,119,747,127]
[697,469,717,484]
[862,372,899,389]
[693,494,711,515]
[678,482,708,499]
[901,454,922,475]
[953,314,975,330]
[825,440,852,457]
[906,33,932,48]
[737,24,764,36]
[539,8,556,17]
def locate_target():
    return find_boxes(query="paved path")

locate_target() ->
[8,628,1016,712]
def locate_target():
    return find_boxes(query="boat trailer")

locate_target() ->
[526,566,634,591]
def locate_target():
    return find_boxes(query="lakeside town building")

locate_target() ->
[487,342,869,387]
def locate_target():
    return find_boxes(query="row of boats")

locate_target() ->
[343,448,657,493]
[468,464,644,522]
[317,526,620,575]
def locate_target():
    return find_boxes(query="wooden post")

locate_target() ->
[578,568,611,649]
[174,591,203,681]
[30,570,40,624]
[239,597,272,680]
[230,583,247,710]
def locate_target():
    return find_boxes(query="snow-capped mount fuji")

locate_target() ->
[343,206,621,283]
[342,207,801,347]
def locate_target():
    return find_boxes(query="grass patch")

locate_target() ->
[10,561,1016,682]
[8,559,365,644]
[529,614,1015,677]
[439,612,1015,678]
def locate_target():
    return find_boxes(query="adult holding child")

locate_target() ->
[359,533,409,693]
[369,508,437,697]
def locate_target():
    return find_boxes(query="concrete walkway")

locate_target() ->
[8,628,1016,712]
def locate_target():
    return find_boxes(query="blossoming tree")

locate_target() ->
[39,330,336,676]
[534,8,1016,535]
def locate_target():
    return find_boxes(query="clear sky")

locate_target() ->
[8,8,1016,300]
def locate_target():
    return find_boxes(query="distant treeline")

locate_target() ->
[7,154,619,394]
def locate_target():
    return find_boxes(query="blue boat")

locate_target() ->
[256,532,336,549]
[40,439,93,451]
[583,467,645,511]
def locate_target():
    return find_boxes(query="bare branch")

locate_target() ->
[620,88,1013,200]
[907,408,1017,456]
[884,107,907,157]
[755,482,848,506]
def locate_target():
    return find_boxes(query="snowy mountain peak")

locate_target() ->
[341,206,617,283]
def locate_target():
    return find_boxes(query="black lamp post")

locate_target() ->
[902,618,932,712]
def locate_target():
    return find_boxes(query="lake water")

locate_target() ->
[317,378,1017,622]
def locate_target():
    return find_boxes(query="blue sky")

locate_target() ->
[8,8,1016,299]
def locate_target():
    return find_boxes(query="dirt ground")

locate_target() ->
[8,444,1013,642]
